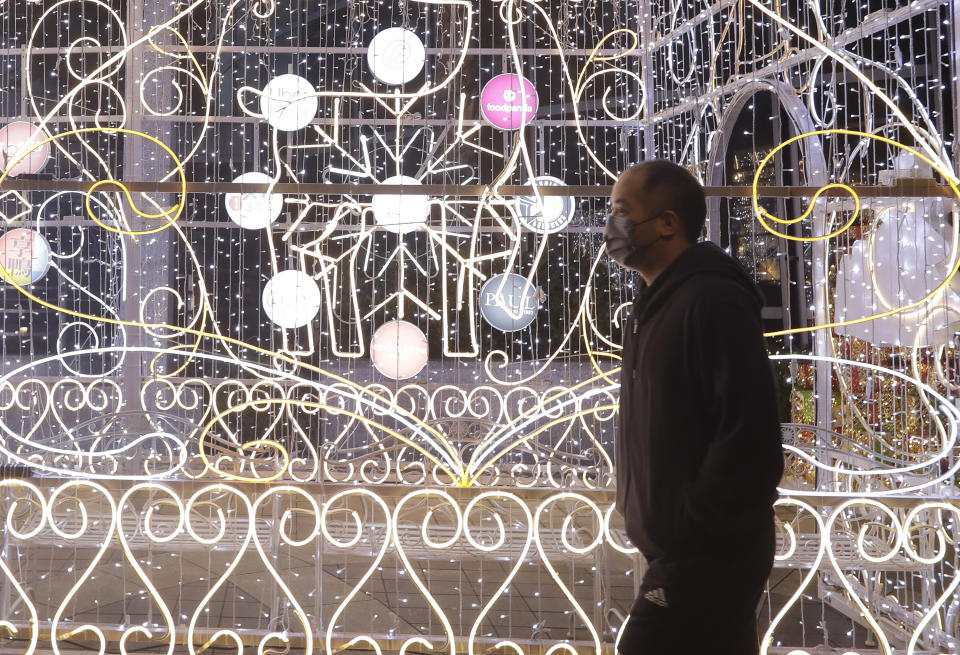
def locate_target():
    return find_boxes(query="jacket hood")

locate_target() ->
[634,241,764,323]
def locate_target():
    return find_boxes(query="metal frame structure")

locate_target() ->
[0,0,958,653]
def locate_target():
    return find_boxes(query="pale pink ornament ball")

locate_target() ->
[370,320,429,380]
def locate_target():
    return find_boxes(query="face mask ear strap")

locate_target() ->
[636,212,663,227]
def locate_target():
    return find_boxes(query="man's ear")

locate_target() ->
[658,210,682,237]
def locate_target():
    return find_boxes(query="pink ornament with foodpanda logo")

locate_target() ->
[0,122,49,177]
[480,74,539,130]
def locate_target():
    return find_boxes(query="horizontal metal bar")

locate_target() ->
[0,114,637,127]
[3,45,636,57]
[2,180,954,197]
[9,216,604,232]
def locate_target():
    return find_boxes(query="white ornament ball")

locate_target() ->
[371,175,431,234]
[225,172,284,229]
[367,28,426,85]
[260,74,318,131]
[262,270,322,329]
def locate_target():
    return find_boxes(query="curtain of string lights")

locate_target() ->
[0,0,959,653]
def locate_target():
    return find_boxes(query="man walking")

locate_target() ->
[604,161,784,654]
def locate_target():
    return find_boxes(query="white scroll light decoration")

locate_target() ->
[371,175,432,234]
[517,176,575,233]
[260,74,318,131]
[367,27,426,85]
[370,319,429,379]
[261,270,322,329]
[225,172,284,229]
[0,122,49,176]
[0,228,51,285]
[480,273,539,332]
[834,153,960,347]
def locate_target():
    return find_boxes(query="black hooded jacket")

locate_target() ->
[616,242,784,561]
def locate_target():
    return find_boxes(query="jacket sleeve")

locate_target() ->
[678,284,785,541]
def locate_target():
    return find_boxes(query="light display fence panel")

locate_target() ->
[0,0,958,653]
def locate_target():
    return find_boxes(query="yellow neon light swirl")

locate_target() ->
[0,128,185,235]
[753,129,960,338]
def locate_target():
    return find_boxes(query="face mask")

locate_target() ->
[604,214,660,270]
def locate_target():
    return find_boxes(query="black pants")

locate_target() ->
[617,528,775,655]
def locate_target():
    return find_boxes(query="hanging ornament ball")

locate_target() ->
[262,270,322,329]
[480,74,539,130]
[0,122,49,177]
[371,175,431,234]
[480,273,539,332]
[225,172,284,229]
[517,176,575,233]
[0,228,52,285]
[367,28,426,85]
[260,74,318,131]
[370,319,429,379]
